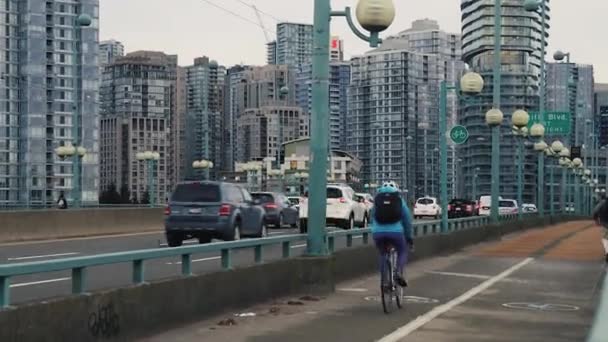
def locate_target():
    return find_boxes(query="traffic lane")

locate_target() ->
[402,259,602,342]
[0,227,301,264]
[7,229,368,305]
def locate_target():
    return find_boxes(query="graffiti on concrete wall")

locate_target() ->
[88,302,120,338]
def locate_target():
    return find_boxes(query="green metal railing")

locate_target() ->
[0,214,536,309]
[587,272,608,341]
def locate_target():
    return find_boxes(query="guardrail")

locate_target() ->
[0,213,541,309]
[587,272,608,341]
[0,204,162,212]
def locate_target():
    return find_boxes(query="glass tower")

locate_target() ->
[0,0,100,207]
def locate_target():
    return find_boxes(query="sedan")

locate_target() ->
[251,192,299,228]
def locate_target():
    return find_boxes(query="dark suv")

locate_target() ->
[447,199,475,218]
[251,192,299,228]
[164,181,267,247]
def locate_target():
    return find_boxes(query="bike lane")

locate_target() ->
[140,221,604,342]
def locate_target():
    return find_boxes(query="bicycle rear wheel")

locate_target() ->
[392,250,403,309]
[380,256,394,314]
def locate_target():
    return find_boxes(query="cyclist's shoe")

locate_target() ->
[396,275,408,287]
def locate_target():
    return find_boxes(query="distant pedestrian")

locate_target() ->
[57,192,68,210]
[592,192,608,262]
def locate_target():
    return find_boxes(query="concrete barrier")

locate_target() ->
[0,216,579,342]
[0,208,164,243]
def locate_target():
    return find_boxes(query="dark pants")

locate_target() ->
[373,232,408,275]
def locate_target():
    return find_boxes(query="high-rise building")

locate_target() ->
[100,51,177,203]
[223,65,252,171]
[173,66,187,183]
[184,57,226,180]
[233,65,298,165]
[0,0,100,207]
[267,41,277,65]
[237,107,309,162]
[347,19,464,200]
[546,62,594,147]
[99,39,124,66]
[268,22,313,68]
[296,62,350,150]
[596,84,608,147]
[460,0,549,204]
[330,36,344,62]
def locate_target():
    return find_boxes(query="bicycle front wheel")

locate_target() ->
[381,257,393,314]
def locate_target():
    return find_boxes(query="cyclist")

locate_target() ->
[371,181,414,287]
[592,191,608,262]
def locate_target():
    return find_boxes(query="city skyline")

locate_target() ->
[99,0,608,81]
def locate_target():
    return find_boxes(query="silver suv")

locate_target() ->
[164,181,267,247]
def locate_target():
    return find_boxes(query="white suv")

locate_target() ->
[299,184,368,233]
[414,197,441,219]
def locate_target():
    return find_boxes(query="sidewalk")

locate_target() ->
[140,221,603,342]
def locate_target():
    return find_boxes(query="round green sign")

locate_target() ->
[450,125,469,145]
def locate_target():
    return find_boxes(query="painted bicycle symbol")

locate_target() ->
[502,302,579,312]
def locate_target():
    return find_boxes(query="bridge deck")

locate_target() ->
[140,221,605,342]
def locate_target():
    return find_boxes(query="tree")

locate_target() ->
[119,184,131,204]
[99,183,121,204]
[141,191,150,205]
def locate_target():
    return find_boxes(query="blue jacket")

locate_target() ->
[370,186,413,239]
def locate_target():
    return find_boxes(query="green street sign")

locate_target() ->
[450,125,469,145]
[528,111,571,136]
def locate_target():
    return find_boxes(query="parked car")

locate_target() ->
[478,195,504,217]
[448,199,476,218]
[355,192,374,217]
[499,199,519,215]
[164,181,267,247]
[521,203,538,213]
[564,203,575,213]
[251,192,299,228]
[299,184,368,233]
[414,197,441,219]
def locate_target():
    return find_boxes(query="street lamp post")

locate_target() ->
[572,158,583,214]
[136,151,160,207]
[525,0,548,218]
[558,148,571,213]
[193,159,214,180]
[530,123,546,207]
[512,110,531,220]
[473,167,480,203]
[487,0,503,225]
[55,144,87,207]
[439,72,484,233]
[547,141,564,216]
[65,13,92,209]
[308,0,395,256]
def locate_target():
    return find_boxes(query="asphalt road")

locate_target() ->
[0,225,369,305]
[141,221,606,342]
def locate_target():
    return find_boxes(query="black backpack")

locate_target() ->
[374,192,403,224]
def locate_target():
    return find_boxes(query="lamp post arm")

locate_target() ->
[331,7,382,47]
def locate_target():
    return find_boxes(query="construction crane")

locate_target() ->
[252,4,271,43]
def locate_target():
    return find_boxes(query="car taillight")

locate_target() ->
[219,204,231,216]
[339,197,347,203]
[164,206,171,216]
[264,203,278,209]
[466,205,472,212]
[448,205,452,211]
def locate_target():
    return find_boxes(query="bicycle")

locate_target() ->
[380,243,404,314]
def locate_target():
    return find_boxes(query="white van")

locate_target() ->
[478,195,503,216]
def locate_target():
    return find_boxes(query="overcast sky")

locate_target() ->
[100,0,608,82]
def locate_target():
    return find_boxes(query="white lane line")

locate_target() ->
[166,256,221,265]
[338,288,368,292]
[159,240,198,247]
[378,257,534,342]
[7,252,79,261]
[10,277,71,288]
[353,236,363,240]
[291,244,307,249]
[0,231,162,247]
[426,271,492,280]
